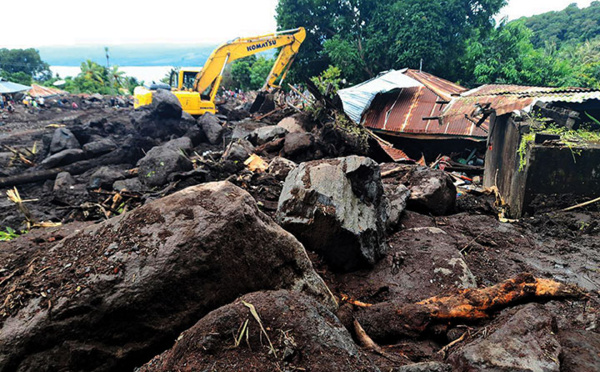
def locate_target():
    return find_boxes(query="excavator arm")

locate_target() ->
[193,27,306,101]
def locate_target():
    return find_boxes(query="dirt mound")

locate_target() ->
[140,290,376,372]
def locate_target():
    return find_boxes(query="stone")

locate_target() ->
[222,139,255,162]
[381,164,456,216]
[89,166,125,189]
[49,128,80,154]
[248,125,288,146]
[231,120,267,141]
[0,182,335,372]
[282,132,314,160]
[150,89,182,119]
[267,156,297,180]
[139,290,374,372]
[449,304,561,372]
[53,172,75,191]
[41,149,85,168]
[82,138,117,156]
[137,143,193,187]
[558,330,600,372]
[385,183,410,231]
[161,136,192,152]
[112,178,144,193]
[197,113,223,145]
[277,156,388,271]
[277,115,306,133]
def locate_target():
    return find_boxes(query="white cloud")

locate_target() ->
[498,0,593,21]
[3,0,279,47]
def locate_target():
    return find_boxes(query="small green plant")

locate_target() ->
[0,227,19,241]
[517,116,600,171]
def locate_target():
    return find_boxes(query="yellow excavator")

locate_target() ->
[133,27,306,116]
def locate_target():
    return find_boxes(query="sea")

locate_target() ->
[50,66,174,85]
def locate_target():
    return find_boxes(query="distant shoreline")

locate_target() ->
[50,66,175,84]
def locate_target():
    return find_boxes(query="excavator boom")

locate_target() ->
[134,27,306,116]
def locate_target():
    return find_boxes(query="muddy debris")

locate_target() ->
[0,93,599,372]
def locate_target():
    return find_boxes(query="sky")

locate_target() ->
[2,0,595,48]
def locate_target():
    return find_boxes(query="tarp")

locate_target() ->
[0,80,31,94]
[337,69,423,123]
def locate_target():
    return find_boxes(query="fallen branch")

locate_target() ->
[355,273,584,342]
[560,195,600,212]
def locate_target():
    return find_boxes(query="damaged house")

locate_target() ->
[441,85,600,217]
[338,69,487,162]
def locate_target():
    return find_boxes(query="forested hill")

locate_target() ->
[517,1,600,48]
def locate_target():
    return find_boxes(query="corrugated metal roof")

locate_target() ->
[0,80,30,94]
[362,86,488,139]
[404,69,466,101]
[339,69,484,139]
[441,84,600,127]
[338,70,425,123]
[28,84,68,97]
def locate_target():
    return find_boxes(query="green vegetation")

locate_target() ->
[0,48,51,85]
[55,60,141,95]
[521,1,600,49]
[222,55,276,91]
[0,227,19,241]
[518,120,600,171]
[276,0,600,89]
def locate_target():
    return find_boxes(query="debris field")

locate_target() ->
[0,90,599,372]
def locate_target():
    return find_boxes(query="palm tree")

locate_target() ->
[109,65,125,90]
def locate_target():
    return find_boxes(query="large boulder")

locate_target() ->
[381,164,456,216]
[282,132,315,161]
[150,89,182,119]
[197,113,223,145]
[277,115,306,133]
[222,138,255,162]
[0,181,335,372]
[449,304,561,371]
[277,156,388,271]
[385,183,410,231]
[248,125,288,146]
[49,128,80,154]
[137,139,193,187]
[140,290,375,372]
[231,120,267,141]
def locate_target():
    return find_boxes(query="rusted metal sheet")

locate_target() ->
[363,87,488,139]
[404,69,466,100]
[28,84,67,97]
[440,84,600,131]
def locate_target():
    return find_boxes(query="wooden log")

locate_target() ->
[355,273,584,342]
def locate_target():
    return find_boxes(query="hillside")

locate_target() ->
[517,1,600,48]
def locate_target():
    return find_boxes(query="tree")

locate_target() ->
[0,48,50,78]
[276,0,507,84]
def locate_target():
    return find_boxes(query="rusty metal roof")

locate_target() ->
[28,84,67,97]
[440,84,600,129]
[403,69,466,101]
[362,86,488,139]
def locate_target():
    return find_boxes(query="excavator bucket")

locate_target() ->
[249,92,275,114]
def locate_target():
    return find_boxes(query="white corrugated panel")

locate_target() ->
[338,69,424,123]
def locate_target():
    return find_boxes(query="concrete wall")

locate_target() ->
[484,114,600,217]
